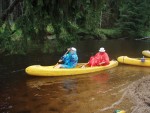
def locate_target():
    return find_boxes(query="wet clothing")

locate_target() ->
[60,52,78,68]
[88,52,110,66]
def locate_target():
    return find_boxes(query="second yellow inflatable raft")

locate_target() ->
[117,56,150,67]
[142,50,150,57]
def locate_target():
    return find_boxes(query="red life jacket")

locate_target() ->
[88,52,110,66]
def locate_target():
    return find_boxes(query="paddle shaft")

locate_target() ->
[81,61,105,68]
[81,63,88,68]
[54,50,69,67]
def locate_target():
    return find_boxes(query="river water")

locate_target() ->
[0,40,150,113]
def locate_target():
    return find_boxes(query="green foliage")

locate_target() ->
[43,25,78,53]
[93,28,121,39]
[85,8,100,31]
[56,27,76,51]
[1,0,150,54]
[0,22,27,54]
[140,30,150,37]
[145,31,150,36]
[42,40,55,54]
[46,24,54,33]
[117,0,150,38]
[0,22,12,51]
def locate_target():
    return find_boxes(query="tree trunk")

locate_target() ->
[9,0,13,25]
[0,0,2,17]
[0,0,22,21]
[100,11,102,28]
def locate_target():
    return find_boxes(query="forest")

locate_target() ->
[0,0,150,54]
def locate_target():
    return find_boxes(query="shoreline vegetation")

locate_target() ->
[1,0,150,55]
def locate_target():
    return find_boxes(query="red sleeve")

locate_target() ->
[101,53,110,65]
[94,53,100,59]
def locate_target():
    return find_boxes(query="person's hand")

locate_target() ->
[67,48,71,51]
[99,62,105,65]
[58,60,62,63]
[81,65,85,68]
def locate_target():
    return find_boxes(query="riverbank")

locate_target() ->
[127,75,150,113]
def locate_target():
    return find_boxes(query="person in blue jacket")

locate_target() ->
[54,47,78,68]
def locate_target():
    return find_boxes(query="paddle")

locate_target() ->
[81,63,88,68]
[81,61,106,68]
[53,49,70,68]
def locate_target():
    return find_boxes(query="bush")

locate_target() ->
[93,28,121,39]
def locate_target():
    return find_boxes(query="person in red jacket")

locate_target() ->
[82,47,110,67]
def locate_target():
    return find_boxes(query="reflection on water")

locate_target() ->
[0,40,150,113]
[91,72,109,84]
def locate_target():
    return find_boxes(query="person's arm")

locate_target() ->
[99,62,105,65]
[104,53,110,64]
[59,54,67,62]
[57,48,71,63]
[99,53,110,65]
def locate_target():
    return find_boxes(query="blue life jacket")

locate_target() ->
[61,52,78,68]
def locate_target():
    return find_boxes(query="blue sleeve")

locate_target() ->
[62,54,70,64]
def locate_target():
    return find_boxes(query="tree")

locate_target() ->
[117,0,150,38]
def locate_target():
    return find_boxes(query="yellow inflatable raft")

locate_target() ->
[25,60,118,76]
[117,56,150,67]
[142,50,150,57]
